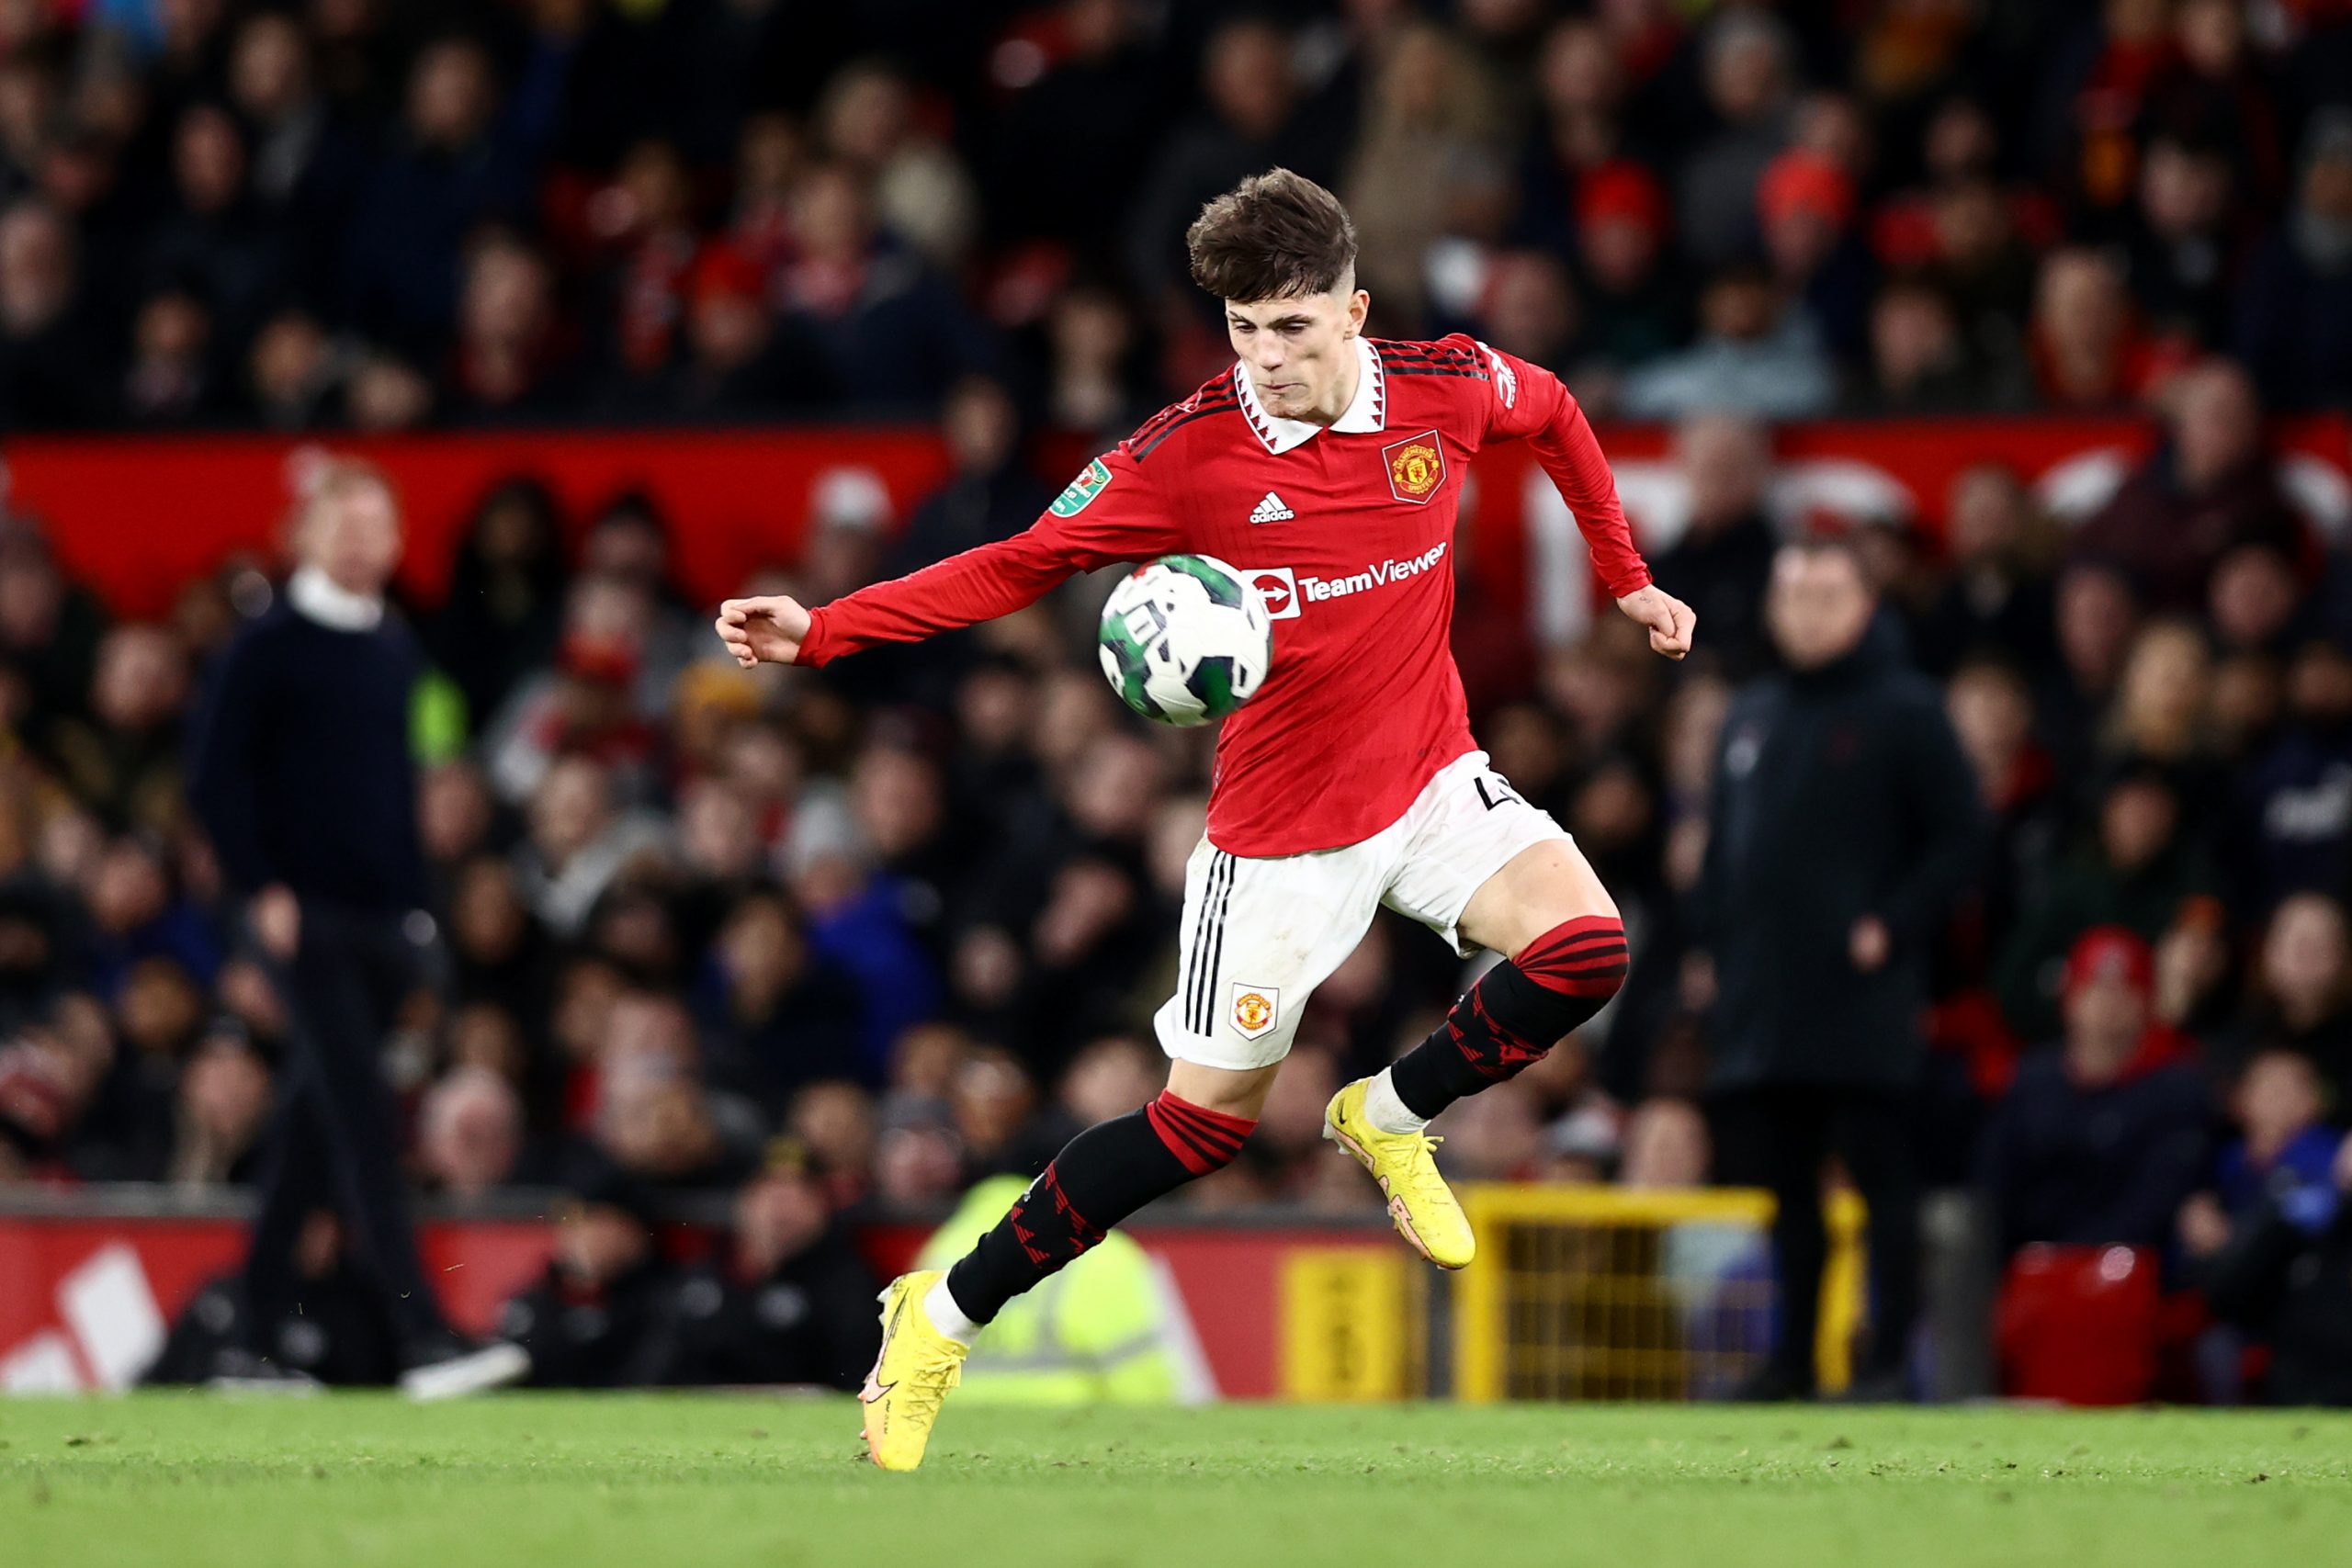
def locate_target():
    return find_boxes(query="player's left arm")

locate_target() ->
[1471,340,1693,660]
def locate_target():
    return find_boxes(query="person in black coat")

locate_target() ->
[497,1166,678,1390]
[645,1160,881,1392]
[1695,538,1986,1399]
[144,1212,400,1388]
[187,460,524,1395]
[1647,414,1781,684]
[1977,927,2211,1260]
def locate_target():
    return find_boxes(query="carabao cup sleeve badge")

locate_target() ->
[1051,457,1114,517]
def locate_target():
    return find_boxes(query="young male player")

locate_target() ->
[717,171,1694,1468]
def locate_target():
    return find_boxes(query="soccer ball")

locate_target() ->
[1097,555,1273,727]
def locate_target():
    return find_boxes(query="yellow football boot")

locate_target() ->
[859,1270,969,1472]
[1323,1079,1476,1269]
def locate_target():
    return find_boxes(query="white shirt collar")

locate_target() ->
[287,564,385,632]
[1235,335,1386,455]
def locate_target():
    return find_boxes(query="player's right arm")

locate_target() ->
[717,445,1182,669]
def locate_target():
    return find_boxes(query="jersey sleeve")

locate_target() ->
[1465,338,1653,600]
[797,444,1183,666]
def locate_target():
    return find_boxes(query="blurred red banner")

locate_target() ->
[5,414,2346,631]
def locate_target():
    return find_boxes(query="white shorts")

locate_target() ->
[1152,750,1571,1071]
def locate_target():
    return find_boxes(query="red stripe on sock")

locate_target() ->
[1515,917,1629,997]
[1145,1091,1257,1176]
[1157,1096,1248,1151]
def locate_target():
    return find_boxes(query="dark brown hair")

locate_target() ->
[1185,169,1358,302]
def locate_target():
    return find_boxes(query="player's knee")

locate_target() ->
[1514,914,1629,1004]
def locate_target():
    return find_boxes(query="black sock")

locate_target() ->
[945,1091,1255,1324]
[1389,916,1629,1121]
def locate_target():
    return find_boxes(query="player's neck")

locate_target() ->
[1298,342,1361,427]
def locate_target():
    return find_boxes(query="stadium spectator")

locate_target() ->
[775,160,993,410]
[2235,641,2352,912]
[1996,761,2218,1041]
[165,1022,273,1189]
[418,1064,526,1200]
[147,1213,399,1389]
[888,377,1053,576]
[815,60,977,275]
[1908,464,2056,680]
[1699,539,1984,1400]
[243,305,341,432]
[1566,162,1684,391]
[1341,19,1505,333]
[1127,17,1333,315]
[1676,10,1796,273]
[446,231,571,423]
[1979,927,2211,1259]
[649,1156,881,1390]
[425,479,570,727]
[2194,1118,2352,1405]
[2028,247,2152,408]
[1647,415,1779,683]
[2070,361,2312,613]
[1618,264,1836,421]
[339,35,532,352]
[498,1166,676,1389]
[2234,109,2352,411]
[0,198,102,428]
[2211,894,2352,1098]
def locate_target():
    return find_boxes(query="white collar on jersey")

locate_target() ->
[287,564,386,632]
[1235,334,1386,455]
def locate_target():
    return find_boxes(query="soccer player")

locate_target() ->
[716,171,1693,1469]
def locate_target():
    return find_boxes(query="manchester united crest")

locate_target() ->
[1383,432,1445,504]
[1230,983,1281,1041]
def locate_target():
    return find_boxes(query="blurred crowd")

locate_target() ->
[3,0,2352,434]
[6,340,2352,1393]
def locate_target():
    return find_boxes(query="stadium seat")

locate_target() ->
[1993,1244,2160,1405]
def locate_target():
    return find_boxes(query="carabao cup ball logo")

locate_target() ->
[1383,431,1445,504]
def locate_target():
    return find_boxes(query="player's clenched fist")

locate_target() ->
[715,595,812,667]
[1614,583,1696,660]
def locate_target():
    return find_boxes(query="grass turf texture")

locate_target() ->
[5,1395,2347,1568]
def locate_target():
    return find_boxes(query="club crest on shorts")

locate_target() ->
[1383,431,1445,504]
[1229,983,1281,1041]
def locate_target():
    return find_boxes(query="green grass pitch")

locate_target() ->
[5,1394,2348,1568]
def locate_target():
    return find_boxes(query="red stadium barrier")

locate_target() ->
[0,1205,1392,1400]
[0,428,953,619]
[8,413,2347,628]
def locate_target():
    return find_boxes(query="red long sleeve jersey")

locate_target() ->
[798,334,1652,857]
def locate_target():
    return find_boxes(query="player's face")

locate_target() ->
[1225,286,1370,423]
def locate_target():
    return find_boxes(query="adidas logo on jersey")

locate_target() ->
[1249,491,1295,524]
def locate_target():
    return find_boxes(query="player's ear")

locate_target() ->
[1345,288,1370,336]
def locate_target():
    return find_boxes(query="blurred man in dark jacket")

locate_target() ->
[647,1157,880,1391]
[1698,538,1985,1399]
[497,1166,678,1389]
[2067,360,2311,614]
[187,461,524,1398]
[1648,414,1780,683]
[1979,927,2210,1259]
[146,1213,399,1388]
